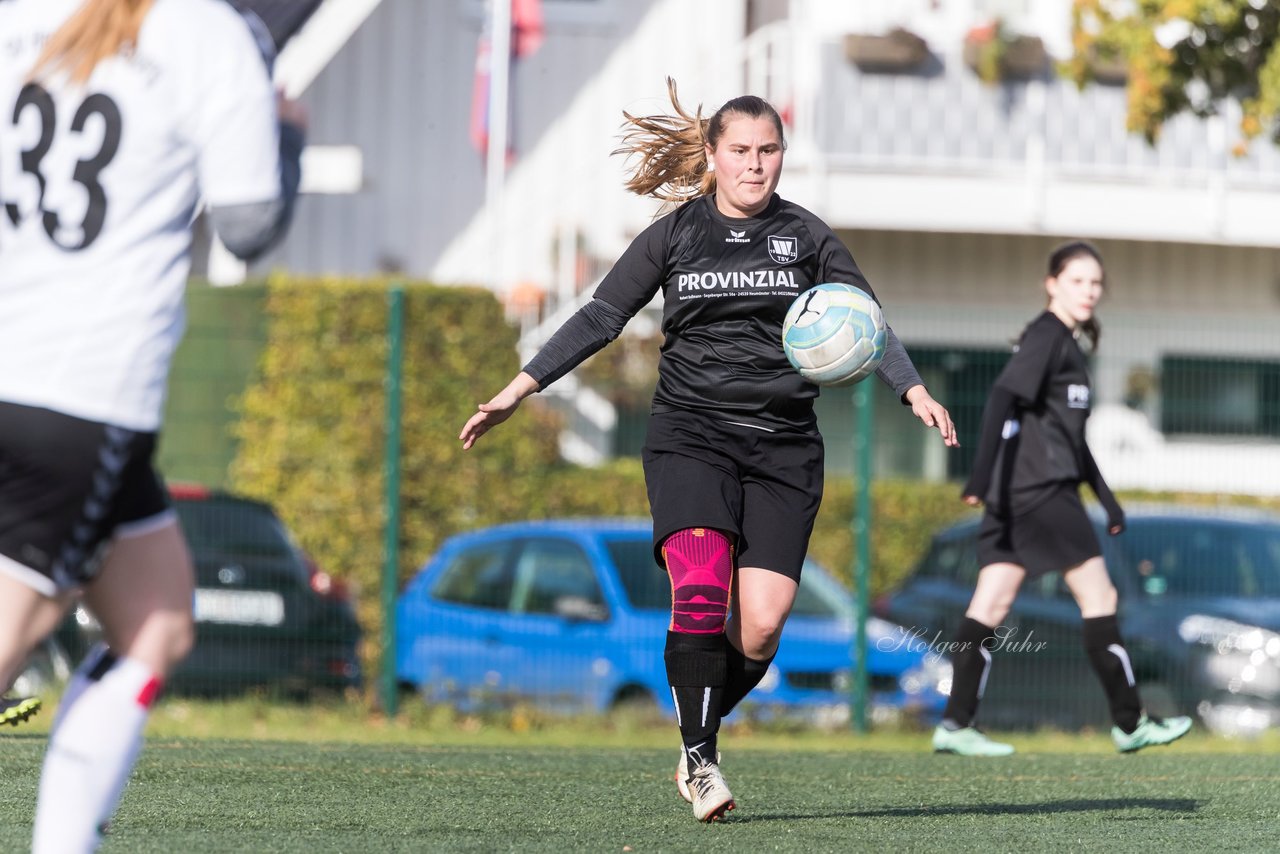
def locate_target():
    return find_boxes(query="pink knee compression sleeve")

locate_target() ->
[662,527,733,634]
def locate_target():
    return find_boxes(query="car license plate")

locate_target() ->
[194,589,285,626]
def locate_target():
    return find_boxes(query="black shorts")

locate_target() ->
[642,408,824,581]
[0,401,170,596]
[977,485,1100,579]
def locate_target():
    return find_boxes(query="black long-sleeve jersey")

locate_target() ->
[964,311,1120,523]
[523,193,923,432]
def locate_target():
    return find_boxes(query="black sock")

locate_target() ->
[720,635,774,717]
[941,617,997,729]
[665,631,726,763]
[1083,614,1142,733]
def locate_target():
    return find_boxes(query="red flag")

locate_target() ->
[470,0,544,161]
[779,100,794,129]
[512,0,544,58]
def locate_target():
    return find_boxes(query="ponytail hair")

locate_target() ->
[1047,239,1105,351]
[614,77,787,208]
[31,0,156,85]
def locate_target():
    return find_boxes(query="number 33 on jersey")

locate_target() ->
[1,82,121,251]
[0,0,283,432]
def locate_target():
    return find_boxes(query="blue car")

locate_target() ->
[396,519,949,723]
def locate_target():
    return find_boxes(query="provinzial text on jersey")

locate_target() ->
[676,269,799,292]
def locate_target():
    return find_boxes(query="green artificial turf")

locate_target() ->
[2,732,1275,852]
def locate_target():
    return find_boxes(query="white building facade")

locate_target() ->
[241,0,1280,495]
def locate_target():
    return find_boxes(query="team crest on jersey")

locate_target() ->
[767,235,797,264]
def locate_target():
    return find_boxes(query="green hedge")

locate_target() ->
[160,282,269,487]
[227,276,1280,695]
[812,480,976,594]
[230,277,554,674]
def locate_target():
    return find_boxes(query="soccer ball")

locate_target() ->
[782,283,887,386]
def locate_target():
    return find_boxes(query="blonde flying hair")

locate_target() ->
[31,0,156,84]
[614,78,787,208]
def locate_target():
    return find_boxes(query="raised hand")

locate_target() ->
[459,372,539,450]
[904,385,959,448]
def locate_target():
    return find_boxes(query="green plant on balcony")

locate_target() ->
[964,20,1048,83]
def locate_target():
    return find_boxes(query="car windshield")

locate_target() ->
[1121,519,1280,598]
[791,560,854,620]
[174,498,296,559]
[605,537,670,611]
[605,537,852,619]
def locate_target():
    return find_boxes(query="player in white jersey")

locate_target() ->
[0,1,305,850]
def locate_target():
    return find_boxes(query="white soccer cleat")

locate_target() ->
[686,761,735,822]
[675,747,721,804]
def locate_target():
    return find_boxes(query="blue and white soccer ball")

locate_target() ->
[782,283,887,386]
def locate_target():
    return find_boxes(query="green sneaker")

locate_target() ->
[1112,715,1192,753]
[1,696,41,727]
[932,724,1015,756]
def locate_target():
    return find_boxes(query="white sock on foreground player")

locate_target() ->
[33,645,163,853]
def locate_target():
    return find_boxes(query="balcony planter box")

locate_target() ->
[963,23,1048,82]
[1087,48,1129,85]
[844,28,930,73]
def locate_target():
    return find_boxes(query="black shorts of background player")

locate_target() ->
[459,78,959,821]
[931,240,1192,757]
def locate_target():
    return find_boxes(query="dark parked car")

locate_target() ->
[396,518,951,724]
[59,485,362,697]
[12,638,72,698]
[875,505,1280,736]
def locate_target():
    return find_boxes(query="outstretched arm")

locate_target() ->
[460,213,671,450]
[962,316,1066,505]
[806,218,956,448]
[904,384,958,448]
[460,372,541,450]
[1083,445,1125,535]
[961,386,1017,504]
[460,297,631,450]
[876,330,957,447]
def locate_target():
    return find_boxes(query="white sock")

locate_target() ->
[47,643,113,741]
[33,652,161,854]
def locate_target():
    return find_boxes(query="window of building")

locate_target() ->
[815,345,1009,480]
[1160,356,1280,437]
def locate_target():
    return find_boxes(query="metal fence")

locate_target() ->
[27,276,1278,742]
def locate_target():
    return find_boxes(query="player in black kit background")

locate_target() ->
[932,240,1193,757]
[460,79,958,822]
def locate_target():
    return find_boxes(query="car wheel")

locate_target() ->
[610,686,659,717]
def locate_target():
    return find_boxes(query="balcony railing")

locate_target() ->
[812,42,1280,189]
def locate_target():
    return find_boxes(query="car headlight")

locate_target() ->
[864,616,901,643]
[831,668,851,694]
[1178,615,1280,659]
[74,605,101,631]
